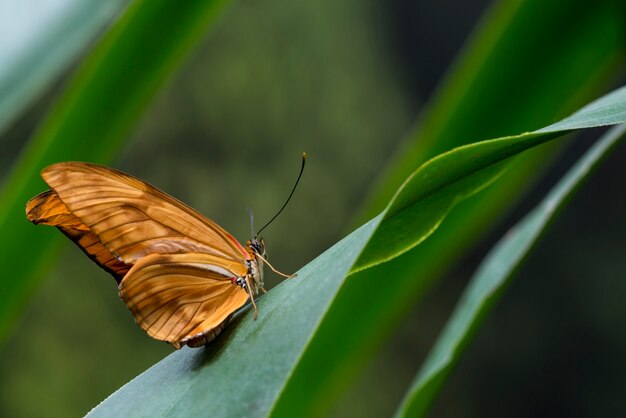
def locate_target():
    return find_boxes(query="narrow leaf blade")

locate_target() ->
[355,86,626,271]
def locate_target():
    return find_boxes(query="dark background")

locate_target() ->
[1,0,625,417]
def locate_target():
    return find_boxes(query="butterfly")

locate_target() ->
[25,158,304,349]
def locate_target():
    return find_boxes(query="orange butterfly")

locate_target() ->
[25,159,304,349]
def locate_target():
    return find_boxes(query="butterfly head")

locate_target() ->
[247,237,266,293]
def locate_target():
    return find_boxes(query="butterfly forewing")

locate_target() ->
[41,162,251,265]
[26,189,131,281]
[119,252,249,348]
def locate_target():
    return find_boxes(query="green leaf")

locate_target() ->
[0,0,127,135]
[353,131,548,271]
[394,123,626,418]
[355,85,626,271]
[0,0,232,342]
[537,85,626,132]
[88,216,383,418]
[89,86,626,418]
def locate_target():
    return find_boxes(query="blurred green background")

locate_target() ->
[1,0,625,417]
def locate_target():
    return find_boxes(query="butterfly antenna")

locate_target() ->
[246,207,255,239]
[255,152,306,237]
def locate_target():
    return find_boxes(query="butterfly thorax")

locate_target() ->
[246,238,266,293]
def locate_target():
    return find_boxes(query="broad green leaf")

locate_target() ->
[89,86,626,418]
[88,216,383,418]
[395,123,626,418]
[0,0,127,136]
[0,0,232,342]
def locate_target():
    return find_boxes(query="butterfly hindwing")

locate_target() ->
[119,252,250,348]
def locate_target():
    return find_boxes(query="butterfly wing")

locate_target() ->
[27,162,256,347]
[119,252,250,349]
[26,189,131,281]
[38,162,251,267]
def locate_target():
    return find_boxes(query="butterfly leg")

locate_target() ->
[245,276,259,320]
[255,253,297,279]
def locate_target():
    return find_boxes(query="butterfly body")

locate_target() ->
[26,162,271,349]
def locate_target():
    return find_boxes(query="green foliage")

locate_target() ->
[299,1,626,414]
[358,85,626,270]
[88,87,626,417]
[395,124,626,417]
[1,0,626,416]
[361,0,625,216]
[0,0,127,135]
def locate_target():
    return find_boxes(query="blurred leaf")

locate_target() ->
[395,123,626,418]
[360,0,625,217]
[0,0,127,136]
[88,86,626,418]
[291,0,626,414]
[0,0,231,342]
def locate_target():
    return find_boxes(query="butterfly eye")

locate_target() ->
[250,239,265,257]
